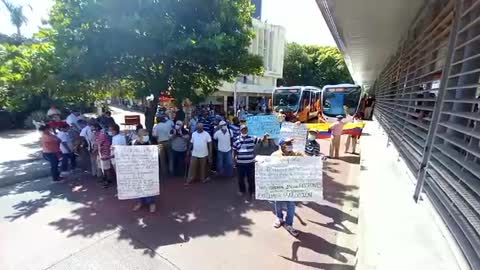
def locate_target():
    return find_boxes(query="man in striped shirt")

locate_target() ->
[233,124,268,200]
[199,111,213,136]
[304,129,321,156]
[229,117,241,141]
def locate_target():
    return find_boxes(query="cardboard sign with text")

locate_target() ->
[246,115,281,138]
[280,122,308,151]
[255,156,323,202]
[114,145,160,200]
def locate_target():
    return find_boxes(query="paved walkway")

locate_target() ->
[0,129,49,187]
[356,120,468,270]
[0,143,360,270]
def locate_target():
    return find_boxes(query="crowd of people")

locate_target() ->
[39,104,361,236]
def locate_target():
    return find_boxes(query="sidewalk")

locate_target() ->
[0,129,49,187]
[356,120,469,270]
[0,141,360,270]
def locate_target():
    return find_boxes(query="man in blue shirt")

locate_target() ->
[233,124,268,200]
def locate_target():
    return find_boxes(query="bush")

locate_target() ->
[24,110,47,129]
[0,111,13,131]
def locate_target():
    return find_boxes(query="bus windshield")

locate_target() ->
[322,86,361,117]
[272,88,301,112]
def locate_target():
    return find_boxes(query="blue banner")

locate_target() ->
[246,115,280,139]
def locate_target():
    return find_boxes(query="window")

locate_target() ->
[300,90,311,112]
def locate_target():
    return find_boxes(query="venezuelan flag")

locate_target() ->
[342,123,366,137]
[306,123,331,139]
[306,122,366,139]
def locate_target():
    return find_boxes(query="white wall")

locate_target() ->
[218,19,286,95]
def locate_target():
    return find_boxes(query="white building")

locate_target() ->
[205,19,286,114]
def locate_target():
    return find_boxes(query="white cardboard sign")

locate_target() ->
[255,156,323,202]
[114,145,160,200]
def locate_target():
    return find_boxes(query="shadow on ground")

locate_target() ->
[1,144,359,267]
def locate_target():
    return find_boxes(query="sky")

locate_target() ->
[0,0,336,46]
[0,0,53,37]
[262,0,336,46]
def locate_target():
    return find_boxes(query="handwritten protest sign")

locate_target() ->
[255,156,323,202]
[114,145,160,200]
[246,115,280,138]
[280,122,308,151]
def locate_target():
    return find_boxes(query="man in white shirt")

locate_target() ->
[108,124,126,167]
[66,110,81,129]
[329,115,345,158]
[153,116,173,175]
[187,123,212,185]
[213,121,233,177]
[57,123,76,176]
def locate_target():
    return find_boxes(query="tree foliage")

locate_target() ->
[0,0,263,130]
[47,0,263,129]
[280,43,353,87]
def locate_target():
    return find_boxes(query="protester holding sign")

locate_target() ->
[109,124,127,167]
[233,124,268,201]
[270,137,304,237]
[132,129,157,213]
[186,123,212,185]
[328,115,345,158]
[345,113,362,155]
[305,130,321,157]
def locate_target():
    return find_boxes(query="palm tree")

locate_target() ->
[1,0,28,37]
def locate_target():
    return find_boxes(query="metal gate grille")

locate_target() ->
[373,0,480,268]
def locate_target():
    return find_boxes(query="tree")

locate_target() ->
[48,0,263,131]
[1,0,29,37]
[0,37,113,113]
[280,43,353,87]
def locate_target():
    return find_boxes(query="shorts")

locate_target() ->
[98,159,112,171]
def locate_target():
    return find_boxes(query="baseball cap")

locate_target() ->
[308,129,318,134]
[240,124,247,130]
[219,120,227,126]
[278,137,294,146]
[176,120,183,126]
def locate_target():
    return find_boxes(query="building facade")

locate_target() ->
[318,0,480,267]
[205,18,286,114]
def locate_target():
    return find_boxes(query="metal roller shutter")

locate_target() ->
[374,0,480,268]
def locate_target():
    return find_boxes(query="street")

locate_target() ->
[0,107,360,270]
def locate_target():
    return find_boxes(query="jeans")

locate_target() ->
[217,150,233,177]
[43,153,60,181]
[139,196,155,205]
[237,163,255,195]
[172,150,186,177]
[275,201,296,226]
[61,153,76,172]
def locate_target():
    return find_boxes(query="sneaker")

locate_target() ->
[273,219,284,228]
[202,177,211,183]
[132,203,142,212]
[149,204,156,213]
[285,225,300,237]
